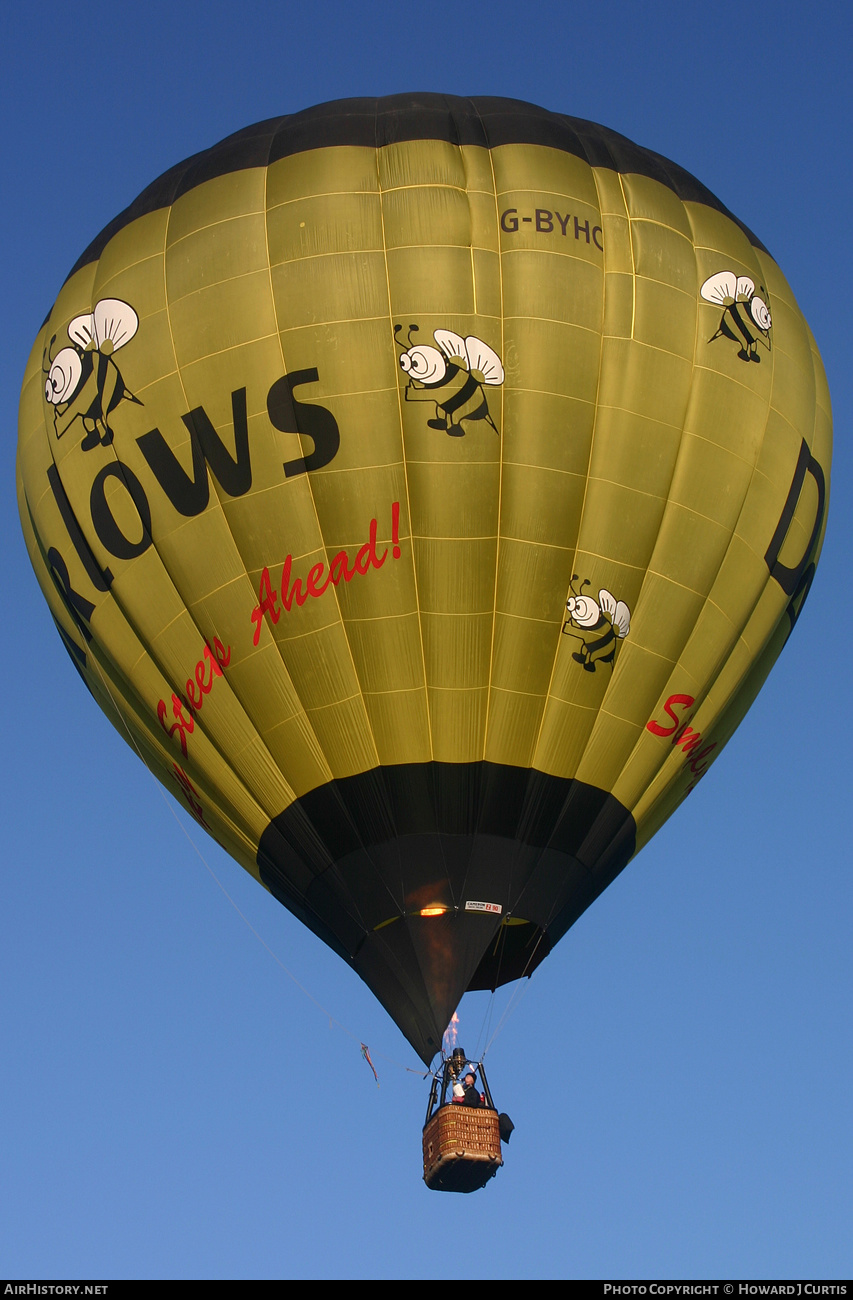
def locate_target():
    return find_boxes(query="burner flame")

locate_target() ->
[443,1011,459,1054]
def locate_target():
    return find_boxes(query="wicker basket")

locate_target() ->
[422,1105,503,1193]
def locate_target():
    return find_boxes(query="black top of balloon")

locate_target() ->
[68,93,767,280]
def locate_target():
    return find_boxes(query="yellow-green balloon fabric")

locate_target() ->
[17,96,831,1063]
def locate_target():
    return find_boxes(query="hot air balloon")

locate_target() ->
[17,95,831,1078]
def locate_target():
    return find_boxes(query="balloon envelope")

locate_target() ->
[17,95,831,1063]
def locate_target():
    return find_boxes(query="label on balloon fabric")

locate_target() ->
[645,693,718,793]
[156,637,232,758]
[499,206,603,249]
[465,900,503,915]
[250,502,402,645]
[171,763,209,828]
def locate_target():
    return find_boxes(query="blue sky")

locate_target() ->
[2,0,851,1280]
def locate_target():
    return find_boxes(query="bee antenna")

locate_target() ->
[580,579,590,592]
[393,324,406,351]
[407,324,419,346]
[42,334,58,372]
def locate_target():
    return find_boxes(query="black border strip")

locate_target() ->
[66,93,768,280]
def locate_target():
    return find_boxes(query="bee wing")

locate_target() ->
[464,336,504,385]
[735,276,755,302]
[599,590,631,637]
[434,329,468,366]
[700,271,738,306]
[93,299,139,352]
[68,313,96,349]
[598,589,617,619]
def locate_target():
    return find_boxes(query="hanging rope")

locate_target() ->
[84,648,426,1082]
[481,928,547,1057]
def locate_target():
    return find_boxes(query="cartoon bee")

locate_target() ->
[700,271,772,363]
[562,576,631,672]
[394,325,504,437]
[43,298,142,450]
